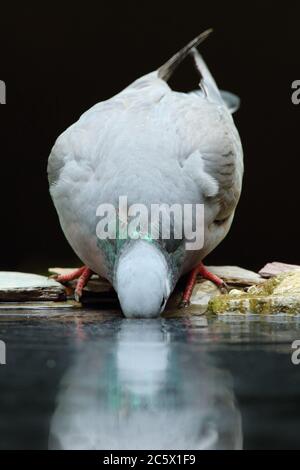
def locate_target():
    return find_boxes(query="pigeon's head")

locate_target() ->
[114,241,172,318]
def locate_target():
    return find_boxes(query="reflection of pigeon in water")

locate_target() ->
[49,319,242,450]
[48,30,243,318]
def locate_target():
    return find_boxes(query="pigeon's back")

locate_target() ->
[48,30,243,280]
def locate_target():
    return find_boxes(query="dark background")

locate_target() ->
[0,1,299,273]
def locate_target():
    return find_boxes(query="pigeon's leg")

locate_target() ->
[55,266,93,302]
[180,262,227,307]
[198,263,228,292]
[55,266,87,283]
[74,267,94,302]
[180,265,199,307]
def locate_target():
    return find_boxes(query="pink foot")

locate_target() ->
[55,266,93,302]
[180,262,227,307]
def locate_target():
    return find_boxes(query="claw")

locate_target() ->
[74,290,82,303]
[179,299,190,308]
[219,281,229,294]
[181,262,227,306]
[53,266,93,301]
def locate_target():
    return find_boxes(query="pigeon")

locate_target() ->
[48,29,243,318]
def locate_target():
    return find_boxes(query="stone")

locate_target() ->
[163,279,221,317]
[48,268,113,294]
[206,265,264,286]
[0,272,66,302]
[208,271,300,315]
[190,280,221,313]
[258,262,300,278]
[0,300,78,310]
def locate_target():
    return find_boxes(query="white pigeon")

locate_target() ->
[48,30,243,318]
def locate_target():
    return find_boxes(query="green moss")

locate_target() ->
[247,275,282,296]
[208,272,300,314]
[209,291,300,315]
[208,294,248,314]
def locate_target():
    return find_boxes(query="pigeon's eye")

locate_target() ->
[214,215,230,226]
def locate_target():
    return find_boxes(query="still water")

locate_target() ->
[0,311,299,449]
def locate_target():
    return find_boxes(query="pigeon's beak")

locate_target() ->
[114,241,171,319]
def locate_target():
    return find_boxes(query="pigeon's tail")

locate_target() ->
[190,46,224,106]
[158,29,213,82]
[190,43,241,113]
[158,29,240,113]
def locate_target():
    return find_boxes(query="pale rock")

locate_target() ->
[258,262,300,278]
[209,271,300,315]
[207,266,264,286]
[48,268,112,294]
[0,272,66,301]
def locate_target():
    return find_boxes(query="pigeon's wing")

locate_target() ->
[179,105,243,224]
[47,97,127,188]
[188,48,243,221]
[157,38,243,223]
[198,124,243,223]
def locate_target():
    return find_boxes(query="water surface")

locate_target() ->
[0,311,299,449]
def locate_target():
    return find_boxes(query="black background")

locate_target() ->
[0,1,299,273]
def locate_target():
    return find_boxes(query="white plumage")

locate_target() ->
[48,30,243,317]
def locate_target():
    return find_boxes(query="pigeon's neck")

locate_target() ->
[97,219,158,282]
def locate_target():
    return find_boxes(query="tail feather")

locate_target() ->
[158,29,213,81]
[158,29,241,114]
[190,47,223,104]
[191,47,240,113]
